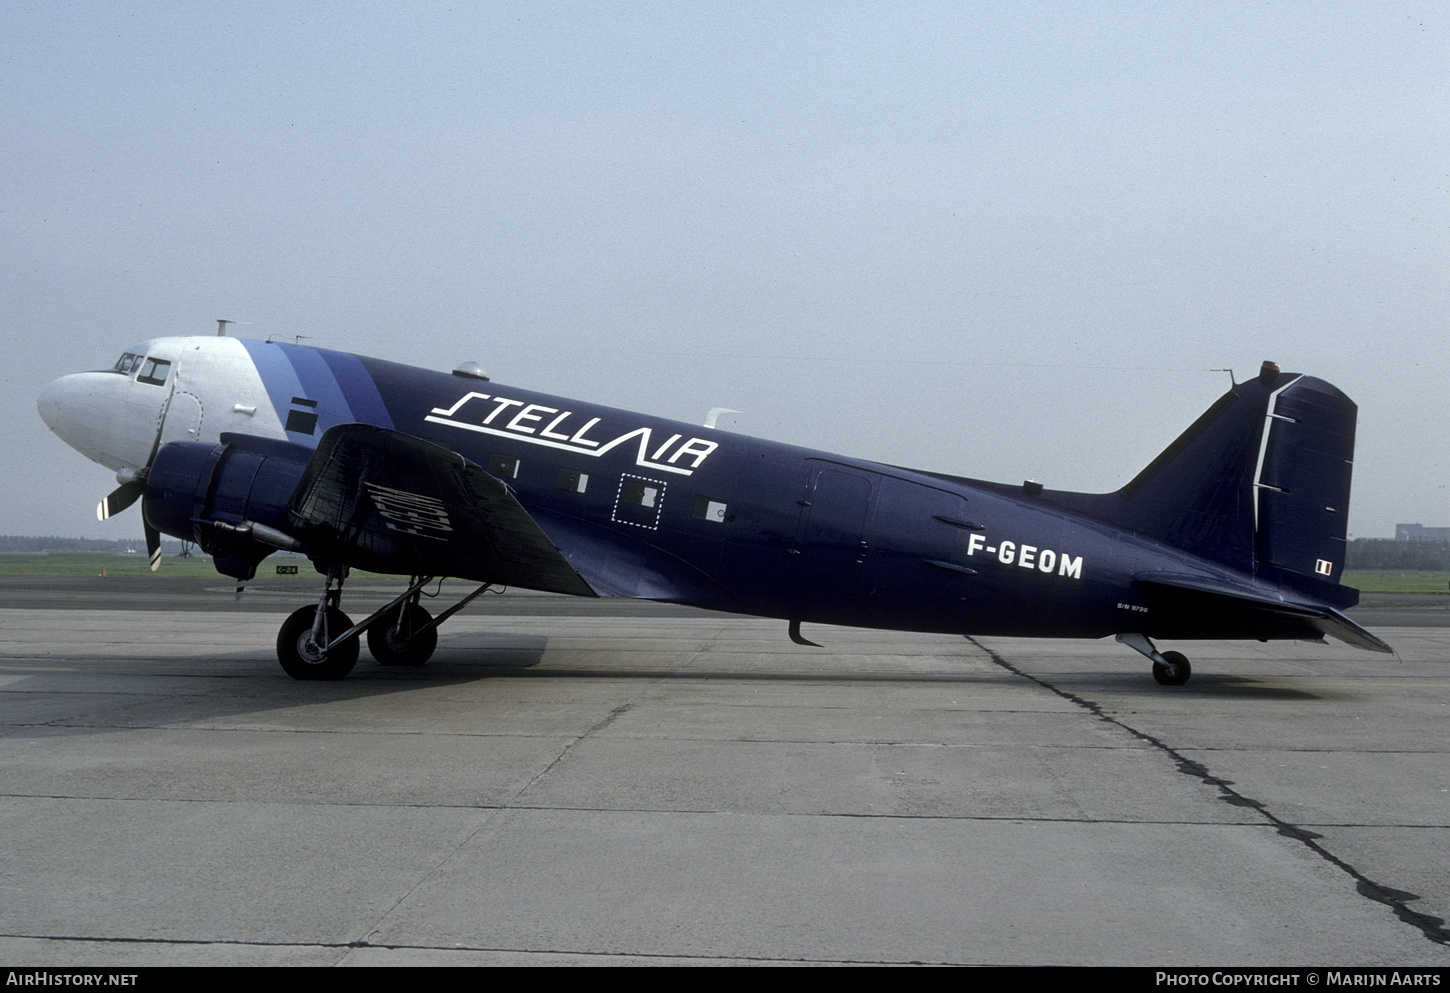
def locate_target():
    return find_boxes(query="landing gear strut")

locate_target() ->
[1117,633,1192,686]
[276,569,499,680]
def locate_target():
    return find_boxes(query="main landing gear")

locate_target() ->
[278,603,359,680]
[1116,633,1192,686]
[368,601,437,667]
[275,567,497,680]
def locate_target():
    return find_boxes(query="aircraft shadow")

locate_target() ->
[1,632,1337,745]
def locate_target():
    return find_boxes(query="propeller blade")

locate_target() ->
[97,479,145,521]
[145,520,162,572]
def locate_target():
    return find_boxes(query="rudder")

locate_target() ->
[1255,375,1356,585]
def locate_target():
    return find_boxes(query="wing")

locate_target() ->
[287,424,597,596]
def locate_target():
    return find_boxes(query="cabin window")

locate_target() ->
[623,479,659,508]
[556,468,589,493]
[136,358,171,386]
[612,475,665,529]
[488,453,520,479]
[693,496,728,523]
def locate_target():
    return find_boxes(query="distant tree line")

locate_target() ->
[1346,539,1450,570]
[0,535,190,554]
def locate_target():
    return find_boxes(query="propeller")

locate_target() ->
[97,468,163,570]
[97,469,144,521]
[145,519,162,571]
[95,384,176,571]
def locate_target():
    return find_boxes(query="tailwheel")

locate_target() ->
[277,605,359,681]
[367,602,438,667]
[1152,650,1192,686]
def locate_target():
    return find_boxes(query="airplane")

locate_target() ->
[37,332,1391,684]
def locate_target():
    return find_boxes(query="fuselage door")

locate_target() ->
[146,346,202,446]
[158,388,202,445]
[792,462,876,600]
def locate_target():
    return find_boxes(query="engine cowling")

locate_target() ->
[143,435,315,580]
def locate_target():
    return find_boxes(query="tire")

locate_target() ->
[277,605,359,681]
[1152,650,1192,686]
[367,603,438,667]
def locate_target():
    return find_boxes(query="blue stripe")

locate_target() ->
[238,339,394,443]
[239,339,306,434]
[318,348,394,430]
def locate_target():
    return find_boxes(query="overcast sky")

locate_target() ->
[4,1,1446,540]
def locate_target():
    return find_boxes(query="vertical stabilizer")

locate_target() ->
[1087,363,1357,606]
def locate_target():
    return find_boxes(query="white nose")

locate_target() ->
[36,375,68,435]
[37,371,160,472]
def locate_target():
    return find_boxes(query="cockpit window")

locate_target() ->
[112,353,141,375]
[136,357,171,386]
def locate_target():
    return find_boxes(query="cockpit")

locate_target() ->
[111,351,171,386]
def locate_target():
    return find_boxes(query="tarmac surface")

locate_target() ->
[1,577,1448,966]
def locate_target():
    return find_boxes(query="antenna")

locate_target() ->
[704,407,740,429]
[216,319,253,337]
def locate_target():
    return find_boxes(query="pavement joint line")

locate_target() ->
[508,698,636,802]
[0,790,1279,824]
[0,719,1169,747]
[0,932,340,949]
[2,787,1440,830]
[966,636,1450,949]
[0,932,938,964]
[352,689,648,947]
[347,662,662,945]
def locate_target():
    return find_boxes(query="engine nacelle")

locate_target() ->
[144,435,315,580]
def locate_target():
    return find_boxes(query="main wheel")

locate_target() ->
[367,603,438,666]
[1152,650,1192,686]
[277,605,359,680]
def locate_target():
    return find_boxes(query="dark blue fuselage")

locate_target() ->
[347,352,1255,641]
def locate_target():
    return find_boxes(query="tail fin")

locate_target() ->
[1085,363,1358,607]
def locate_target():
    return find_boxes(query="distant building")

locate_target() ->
[1395,523,1450,542]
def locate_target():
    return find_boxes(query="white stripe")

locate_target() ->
[1252,375,1303,533]
[423,415,696,476]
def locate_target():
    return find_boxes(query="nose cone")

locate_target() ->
[37,373,100,444]
[36,375,68,435]
[38,372,159,471]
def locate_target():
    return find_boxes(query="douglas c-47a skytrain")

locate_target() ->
[38,331,1391,684]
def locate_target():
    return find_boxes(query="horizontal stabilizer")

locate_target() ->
[1309,609,1394,654]
[1135,571,1391,653]
[1135,571,1321,614]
